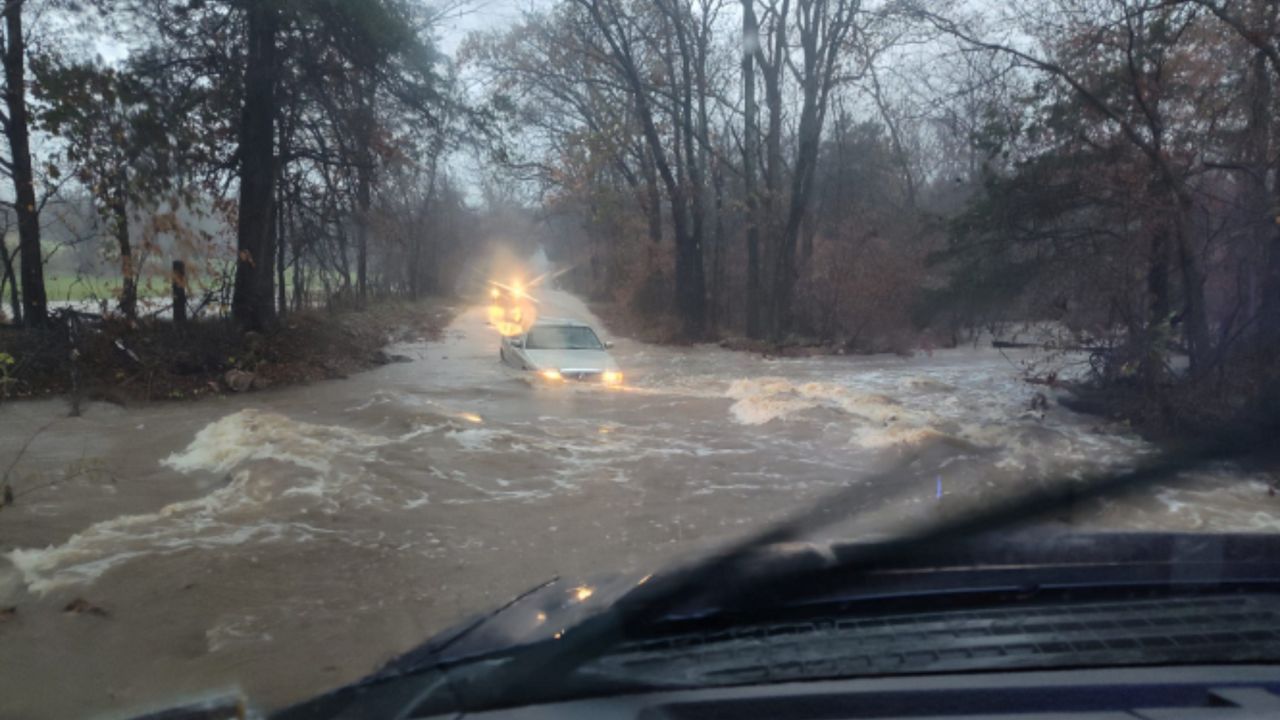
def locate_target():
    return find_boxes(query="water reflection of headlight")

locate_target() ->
[540,369,563,381]
[603,371,623,385]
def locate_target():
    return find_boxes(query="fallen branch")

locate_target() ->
[0,417,59,508]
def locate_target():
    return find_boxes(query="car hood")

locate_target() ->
[275,531,1280,719]
[523,348,619,372]
[398,531,1280,666]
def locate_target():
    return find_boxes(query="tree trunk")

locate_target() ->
[288,178,304,311]
[172,260,187,326]
[1257,40,1280,351]
[292,241,304,311]
[275,118,289,317]
[355,174,370,301]
[408,201,426,300]
[231,3,280,331]
[1235,0,1280,352]
[1173,199,1211,373]
[3,1,47,328]
[1241,44,1271,334]
[742,0,762,338]
[112,193,136,320]
[578,0,705,338]
[354,82,375,302]
[412,147,441,299]
[408,227,422,299]
[1,237,20,324]
[672,2,707,340]
[710,154,726,332]
[356,180,369,299]
[1265,177,1280,352]
[769,0,849,342]
[674,215,707,339]
[641,148,662,243]
[276,190,287,317]
[1141,226,1172,389]
[758,8,785,339]
[618,26,702,334]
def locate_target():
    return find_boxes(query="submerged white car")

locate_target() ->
[500,318,623,384]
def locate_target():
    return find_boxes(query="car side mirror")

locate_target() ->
[604,341,614,349]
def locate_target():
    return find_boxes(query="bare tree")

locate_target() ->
[2,0,47,327]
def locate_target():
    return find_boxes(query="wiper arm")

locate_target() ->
[441,434,1273,712]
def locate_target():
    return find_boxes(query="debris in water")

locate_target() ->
[63,598,108,617]
[1023,371,1058,387]
[0,606,16,622]
[224,369,256,393]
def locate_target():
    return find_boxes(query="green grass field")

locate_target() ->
[42,275,177,303]
[17,267,330,307]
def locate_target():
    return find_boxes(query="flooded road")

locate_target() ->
[2,290,1277,719]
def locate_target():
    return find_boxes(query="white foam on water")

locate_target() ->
[852,425,949,449]
[5,471,303,594]
[403,492,431,509]
[6,410,442,594]
[721,356,1152,478]
[725,377,822,425]
[162,408,387,475]
[726,377,937,444]
[447,427,504,451]
[1148,479,1280,532]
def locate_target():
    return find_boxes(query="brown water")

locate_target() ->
[1,290,1277,719]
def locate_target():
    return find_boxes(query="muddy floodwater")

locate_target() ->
[2,290,1277,719]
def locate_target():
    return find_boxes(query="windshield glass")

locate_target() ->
[525,326,603,350]
[1,0,1278,718]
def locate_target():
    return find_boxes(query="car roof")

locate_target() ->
[532,317,594,328]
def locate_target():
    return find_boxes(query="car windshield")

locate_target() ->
[1,1,1278,719]
[525,326,603,350]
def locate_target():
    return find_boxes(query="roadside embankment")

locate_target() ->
[0,298,458,405]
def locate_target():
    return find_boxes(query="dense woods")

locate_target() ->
[0,0,1277,430]
[0,0,475,334]
[468,0,1280,431]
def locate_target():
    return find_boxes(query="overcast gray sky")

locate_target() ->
[433,0,551,56]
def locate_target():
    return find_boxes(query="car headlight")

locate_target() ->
[602,371,623,385]
[540,369,563,381]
